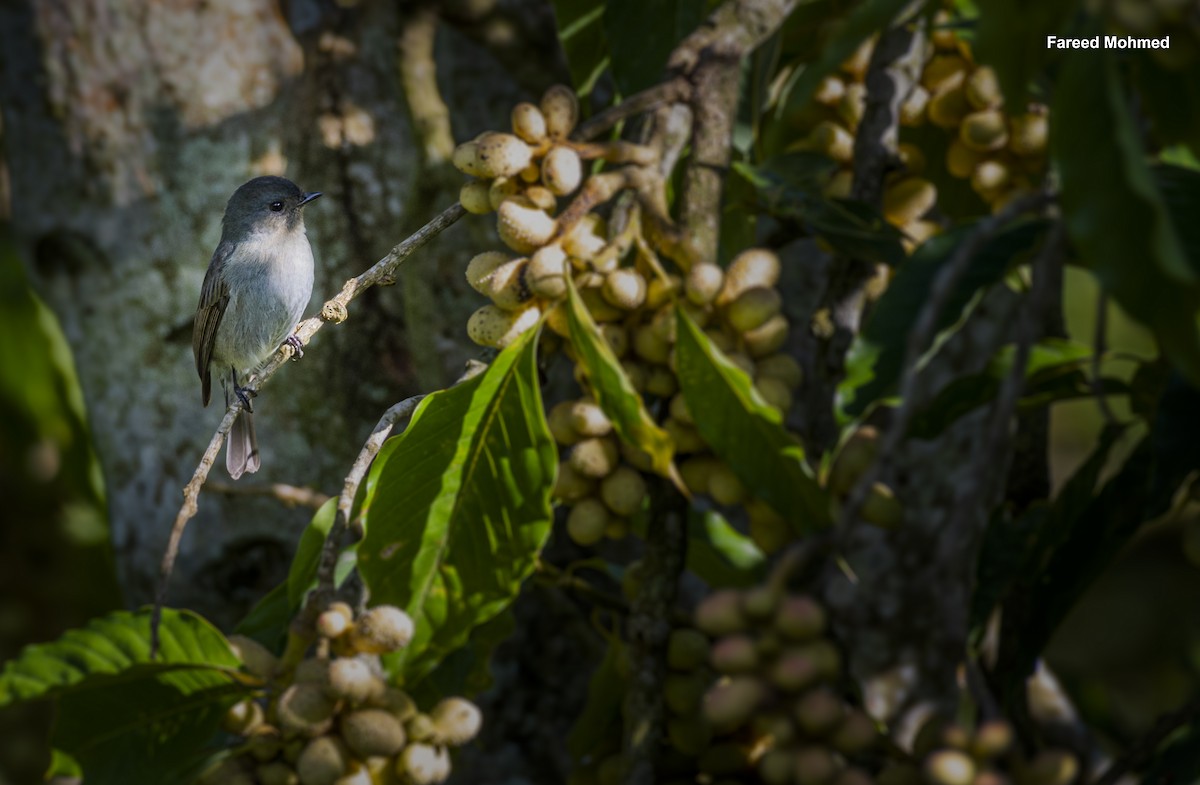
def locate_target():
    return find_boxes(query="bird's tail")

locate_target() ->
[227,411,261,480]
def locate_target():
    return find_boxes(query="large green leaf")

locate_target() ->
[1053,45,1200,386]
[973,0,1073,103]
[687,508,767,588]
[604,0,704,97]
[1153,164,1200,279]
[356,326,556,685]
[1133,51,1200,158]
[0,609,245,785]
[565,276,675,478]
[551,0,610,97]
[409,609,516,707]
[568,637,627,761]
[675,310,830,532]
[839,219,1048,417]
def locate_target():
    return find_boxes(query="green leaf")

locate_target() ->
[686,508,767,587]
[232,580,292,653]
[551,0,610,97]
[973,0,1074,103]
[565,276,676,478]
[839,219,1048,417]
[1133,50,1200,158]
[778,0,914,112]
[675,309,830,532]
[356,326,556,686]
[734,156,907,267]
[1153,164,1200,279]
[1053,46,1200,386]
[0,609,245,785]
[287,498,337,609]
[409,609,516,707]
[905,338,1097,439]
[568,637,627,761]
[604,0,703,97]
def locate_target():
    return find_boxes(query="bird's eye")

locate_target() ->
[269,201,284,212]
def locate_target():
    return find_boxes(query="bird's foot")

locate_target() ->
[234,384,257,413]
[284,334,305,360]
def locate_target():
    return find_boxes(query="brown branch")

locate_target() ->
[206,482,331,510]
[572,78,691,142]
[535,560,631,617]
[151,201,466,656]
[398,6,456,167]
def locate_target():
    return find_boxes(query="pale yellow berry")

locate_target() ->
[960,109,1009,152]
[460,180,493,214]
[946,137,984,178]
[1009,110,1049,156]
[756,353,803,389]
[554,460,596,502]
[567,497,610,545]
[327,656,385,704]
[451,140,483,177]
[474,131,533,178]
[511,101,547,143]
[569,437,619,479]
[350,605,415,654]
[340,709,407,758]
[922,54,970,93]
[487,176,521,210]
[466,303,541,348]
[928,83,971,129]
[526,244,569,299]
[430,696,483,745]
[496,196,556,254]
[229,634,279,679]
[540,84,579,139]
[686,263,725,305]
[602,268,647,310]
[900,84,930,126]
[756,377,793,413]
[726,287,782,333]
[296,736,348,785]
[719,249,781,305]
[806,120,854,163]
[569,399,612,437]
[965,65,1003,109]
[599,465,647,516]
[742,315,789,358]
[707,464,746,506]
[883,177,937,226]
[542,145,583,196]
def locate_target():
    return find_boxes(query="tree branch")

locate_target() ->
[151,201,466,656]
[206,482,331,510]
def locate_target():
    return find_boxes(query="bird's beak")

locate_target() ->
[298,191,323,207]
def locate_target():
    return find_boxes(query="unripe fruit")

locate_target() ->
[720,249,781,305]
[511,101,547,143]
[542,145,583,196]
[794,745,838,785]
[229,635,279,679]
[710,634,759,673]
[838,82,867,130]
[703,676,767,732]
[841,36,874,80]
[460,180,492,214]
[757,376,794,413]
[667,715,713,756]
[824,168,854,199]
[831,709,877,754]
[726,351,757,377]
[707,464,747,506]
[525,185,557,211]
[223,698,265,735]
[351,606,415,654]
[686,263,725,305]
[930,10,958,50]
[541,84,579,139]
[567,498,610,546]
[294,657,331,687]
[1022,750,1078,785]
[633,324,671,365]
[405,712,436,743]
[1009,111,1048,156]
[960,110,1008,152]
[695,589,748,636]
[664,417,704,451]
[398,743,450,785]
[776,595,826,640]
[928,84,971,129]
[527,244,568,299]
[466,303,541,348]
[965,65,1003,109]
[900,84,930,126]
[602,268,647,310]
[316,603,354,639]
[246,725,283,762]
[743,315,790,357]
[327,656,384,704]
[486,258,531,310]
[563,213,607,261]
[340,709,407,758]
[924,750,976,785]
[488,176,521,210]
[679,456,720,495]
[296,736,348,785]
[569,399,612,437]
[748,499,790,555]
[769,648,823,692]
[646,274,681,309]
[946,138,984,179]
[971,159,1011,199]
[970,720,1014,760]
[664,671,709,714]
[903,220,941,252]
[548,401,582,446]
[451,141,482,177]
[497,196,556,253]
[922,54,970,93]
[726,287,782,332]
[600,466,647,516]
[898,142,926,175]
[256,761,299,785]
[757,353,803,389]
[807,120,855,163]
[621,360,648,392]
[474,132,533,178]
[758,748,795,785]
[600,323,629,357]
[883,177,937,225]
[431,696,483,745]
[466,251,511,294]
[553,461,595,502]
[795,687,844,736]
[862,482,903,529]
[667,628,710,671]
[569,437,619,478]
[580,286,623,322]
[277,683,336,736]
[519,161,541,183]
[814,74,846,106]
[370,687,417,722]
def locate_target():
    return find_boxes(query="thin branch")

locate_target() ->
[836,191,1054,539]
[206,482,331,510]
[572,77,691,142]
[535,560,631,616]
[1094,694,1200,785]
[151,201,466,657]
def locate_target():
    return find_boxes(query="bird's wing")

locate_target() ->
[193,241,233,407]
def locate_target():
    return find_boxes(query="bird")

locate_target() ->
[193,176,322,479]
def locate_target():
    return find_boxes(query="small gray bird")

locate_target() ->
[193,176,322,479]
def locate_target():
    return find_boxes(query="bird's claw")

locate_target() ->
[284,334,305,360]
[234,384,256,413]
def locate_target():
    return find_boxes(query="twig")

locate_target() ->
[572,78,691,142]
[206,482,331,510]
[1094,694,1200,785]
[535,560,631,616]
[836,191,1054,539]
[151,201,466,657]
